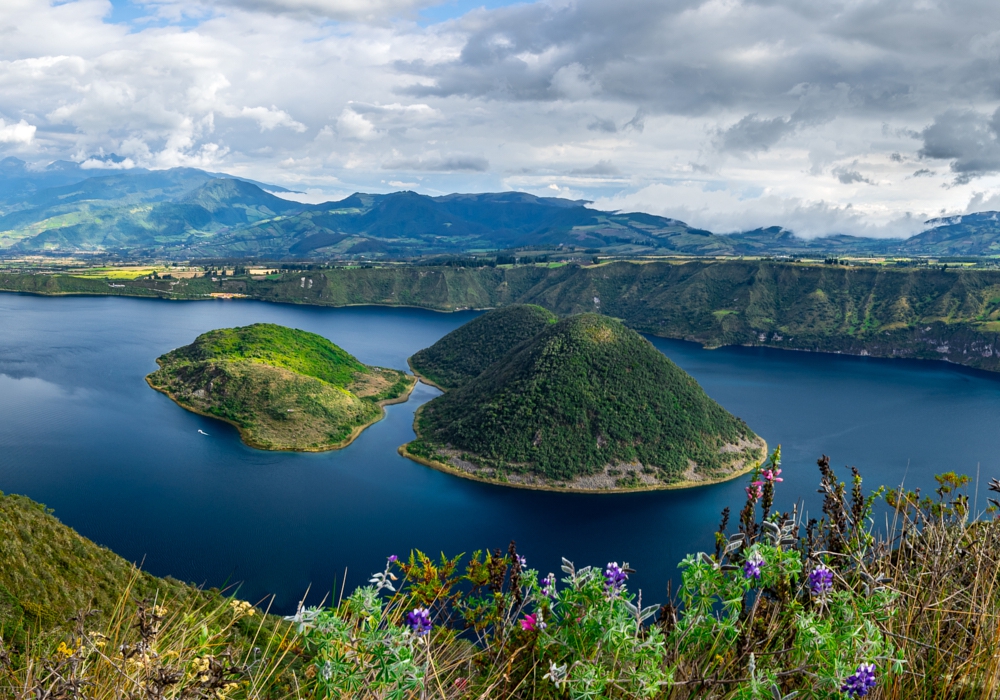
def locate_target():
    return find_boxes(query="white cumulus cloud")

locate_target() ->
[0,119,35,145]
[238,106,307,132]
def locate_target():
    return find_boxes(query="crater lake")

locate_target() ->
[3,293,1000,611]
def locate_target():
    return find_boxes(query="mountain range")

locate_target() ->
[1,157,999,260]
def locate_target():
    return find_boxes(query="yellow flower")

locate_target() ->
[191,656,211,675]
[56,642,76,658]
[228,600,255,618]
[215,681,241,698]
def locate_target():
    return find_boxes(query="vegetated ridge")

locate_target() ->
[404,313,765,491]
[147,323,414,451]
[13,259,1000,376]
[408,304,557,389]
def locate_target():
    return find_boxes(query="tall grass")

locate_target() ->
[5,453,1000,698]
[881,474,1000,698]
[0,568,302,699]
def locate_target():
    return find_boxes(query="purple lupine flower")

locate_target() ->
[604,562,628,594]
[388,555,398,563]
[406,607,432,636]
[841,663,876,697]
[541,573,557,597]
[743,552,764,580]
[809,565,834,595]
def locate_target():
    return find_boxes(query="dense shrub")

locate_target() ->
[417,314,761,482]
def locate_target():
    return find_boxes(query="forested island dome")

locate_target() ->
[408,304,557,389]
[147,323,414,451]
[404,313,765,491]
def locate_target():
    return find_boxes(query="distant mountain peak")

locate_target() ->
[923,211,1000,227]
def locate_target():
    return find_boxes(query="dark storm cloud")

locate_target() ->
[381,154,490,171]
[919,109,1000,184]
[587,117,617,133]
[398,0,998,131]
[570,160,620,175]
[833,167,872,185]
[716,114,796,153]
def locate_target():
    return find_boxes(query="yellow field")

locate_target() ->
[70,266,203,280]
[71,267,159,280]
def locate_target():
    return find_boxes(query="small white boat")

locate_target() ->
[198,429,209,436]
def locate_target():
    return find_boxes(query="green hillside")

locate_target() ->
[12,160,1000,258]
[0,166,744,258]
[1,177,301,254]
[406,313,764,490]
[3,456,997,699]
[408,304,557,389]
[147,323,414,451]
[0,491,206,644]
[899,212,1000,255]
[0,489,310,700]
[171,191,733,259]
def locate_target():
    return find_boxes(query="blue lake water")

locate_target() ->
[2,293,1000,612]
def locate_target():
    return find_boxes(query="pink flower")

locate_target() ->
[520,612,546,631]
[761,468,783,483]
[746,483,763,501]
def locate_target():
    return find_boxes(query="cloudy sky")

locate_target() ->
[2,0,1000,236]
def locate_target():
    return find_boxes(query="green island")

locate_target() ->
[403,312,766,491]
[146,323,415,451]
[408,304,557,389]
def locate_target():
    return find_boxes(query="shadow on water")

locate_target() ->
[3,294,1000,611]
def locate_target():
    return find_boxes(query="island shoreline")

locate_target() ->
[405,358,448,391]
[146,359,417,453]
[399,405,767,494]
[397,442,765,494]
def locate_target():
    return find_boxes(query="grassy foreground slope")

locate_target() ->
[407,314,764,491]
[0,490,309,699]
[0,491,207,644]
[408,304,557,389]
[147,324,414,451]
[1,457,997,698]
